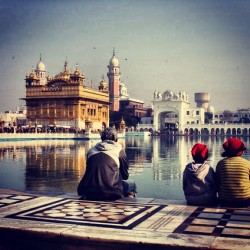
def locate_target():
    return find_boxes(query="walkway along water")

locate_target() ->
[0,189,249,250]
[0,129,125,141]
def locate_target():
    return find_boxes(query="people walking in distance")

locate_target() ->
[216,138,250,207]
[77,127,137,200]
[183,143,217,206]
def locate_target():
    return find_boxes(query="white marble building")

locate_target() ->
[138,90,250,136]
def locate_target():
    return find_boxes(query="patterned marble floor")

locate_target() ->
[6,198,166,229]
[0,194,36,207]
[0,192,249,249]
[173,206,250,239]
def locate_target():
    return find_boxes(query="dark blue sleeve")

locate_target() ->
[119,149,129,180]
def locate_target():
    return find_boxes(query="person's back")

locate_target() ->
[216,138,250,207]
[183,143,217,206]
[77,127,136,200]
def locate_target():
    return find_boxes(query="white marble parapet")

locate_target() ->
[0,132,125,141]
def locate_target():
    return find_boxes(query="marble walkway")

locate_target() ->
[0,189,249,250]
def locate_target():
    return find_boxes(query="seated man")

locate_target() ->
[77,127,137,200]
[216,138,250,207]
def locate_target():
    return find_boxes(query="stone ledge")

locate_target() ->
[0,189,249,250]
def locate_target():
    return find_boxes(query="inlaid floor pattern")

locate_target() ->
[6,198,166,229]
[3,195,250,239]
[174,207,250,239]
[0,194,36,208]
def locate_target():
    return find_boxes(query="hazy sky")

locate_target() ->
[0,0,250,112]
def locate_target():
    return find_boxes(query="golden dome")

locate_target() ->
[73,64,84,78]
[100,79,107,88]
[120,118,125,125]
[28,67,38,79]
[74,70,80,76]
[54,60,71,80]
[47,75,52,81]
[54,71,70,80]
[99,75,107,91]
[74,64,80,75]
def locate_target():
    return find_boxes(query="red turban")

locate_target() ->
[221,138,246,157]
[191,143,208,162]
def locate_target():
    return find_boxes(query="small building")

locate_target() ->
[212,108,250,124]
[137,89,250,136]
[0,108,27,130]
[119,98,148,118]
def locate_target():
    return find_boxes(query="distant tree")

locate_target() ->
[239,117,250,124]
[223,110,233,123]
[109,111,140,129]
[205,112,213,124]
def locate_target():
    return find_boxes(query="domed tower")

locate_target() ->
[25,67,40,86]
[107,49,120,111]
[35,54,47,85]
[99,75,108,92]
[71,64,85,85]
[54,59,71,81]
[120,117,126,132]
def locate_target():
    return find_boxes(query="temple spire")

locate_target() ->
[64,57,68,72]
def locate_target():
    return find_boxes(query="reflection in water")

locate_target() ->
[0,140,95,194]
[25,140,87,193]
[0,137,249,200]
[125,136,250,200]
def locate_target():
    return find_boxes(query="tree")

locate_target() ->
[223,110,233,123]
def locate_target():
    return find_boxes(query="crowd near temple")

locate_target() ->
[1,50,250,136]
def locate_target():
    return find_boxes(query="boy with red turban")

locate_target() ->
[216,138,250,207]
[183,143,217,206]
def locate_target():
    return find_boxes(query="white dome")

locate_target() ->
[207,105,215,113]
[36,60,46,71]
[109,55,119,66]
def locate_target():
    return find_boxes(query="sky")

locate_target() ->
[0,0,250,112]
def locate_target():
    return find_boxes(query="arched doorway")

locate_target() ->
[189,128,194,135]
[243,128,248,136]
[237,128,242,135]
[211,128,215,135]
[201,128,209,136]
[158,111,179,134]
[221,128,225,135]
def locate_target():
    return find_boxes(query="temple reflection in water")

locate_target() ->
[0,140,94,193]
[0,137,249,199]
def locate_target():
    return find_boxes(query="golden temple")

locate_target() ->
[24,57,110,131]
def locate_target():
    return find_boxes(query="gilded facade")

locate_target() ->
[24,57,110,130]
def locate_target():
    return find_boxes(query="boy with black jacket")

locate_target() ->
[77,127,137,200]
